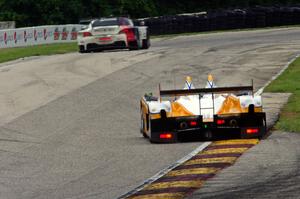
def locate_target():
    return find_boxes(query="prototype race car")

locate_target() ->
[140,75,267,143]
[77,17,150,53]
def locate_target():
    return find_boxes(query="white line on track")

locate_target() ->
[118,141,212,199]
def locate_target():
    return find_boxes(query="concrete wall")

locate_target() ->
[0,24,82,48]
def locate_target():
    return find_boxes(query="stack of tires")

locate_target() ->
[136,6,300,36]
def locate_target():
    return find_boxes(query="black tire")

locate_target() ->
[147,117,155,142]
[128,40,139,50]
[204,130,213,141]
[142,38,150,49]
[78,45,85,53]
[129,47,138,51]
[140,110,148,138]
[79,45,90,53]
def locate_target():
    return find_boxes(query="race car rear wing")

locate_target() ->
[160,85,254,97]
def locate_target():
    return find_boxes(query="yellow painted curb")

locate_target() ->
[202,147,249,155]
[166,168,219,177]
[212,139,259,146]
[144,180,203,190]
[128,192,185,199]
[185,157,238,165]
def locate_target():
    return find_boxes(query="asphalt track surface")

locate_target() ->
[189,131,300,199]
[0,28,300,199]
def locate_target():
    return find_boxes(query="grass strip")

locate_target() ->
[264,56,300,132]
[0,43,78,63]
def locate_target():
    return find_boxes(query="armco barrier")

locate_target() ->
[0,24,83,48]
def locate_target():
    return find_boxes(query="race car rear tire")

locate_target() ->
[128,40,139,50]
[141,38,150,49]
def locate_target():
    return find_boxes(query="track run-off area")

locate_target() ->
[0,28,300,198]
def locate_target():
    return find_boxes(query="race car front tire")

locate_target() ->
[78,45,89,53]
[140,111,148,138]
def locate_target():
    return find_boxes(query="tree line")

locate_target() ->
[0,0,299,27]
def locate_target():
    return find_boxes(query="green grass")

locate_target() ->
[264,57,300,132]
[0,43,78,63]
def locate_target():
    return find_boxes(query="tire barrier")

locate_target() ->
[134,6,300,36]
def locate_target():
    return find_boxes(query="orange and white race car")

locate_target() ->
[140,75,267,143]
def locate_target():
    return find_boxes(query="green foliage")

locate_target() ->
[265,57,300,132]
[0,0,298,27]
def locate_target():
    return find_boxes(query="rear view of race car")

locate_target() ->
[77,17,150,52]
[140,75,267,143]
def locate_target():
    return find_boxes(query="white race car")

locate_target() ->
[77,17,150,53]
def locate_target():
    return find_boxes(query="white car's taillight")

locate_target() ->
[119,28,136,41]
[82,32,92,37]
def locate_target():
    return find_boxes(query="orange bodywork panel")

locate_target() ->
[149,101,194,120]
[217,95,243,114]
[170,102,194,117]
[218,95,263,114]
[140,98,149,115]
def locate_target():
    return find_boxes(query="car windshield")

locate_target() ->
[92,19,119,27]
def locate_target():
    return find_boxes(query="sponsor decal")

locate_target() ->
[44,29,47,40]
[41,29,53,41]
[3,32,14,45]
[13,32,22,44]
[54,27,60,40]
[25,31,34,42]
[4,32,7,44]
[34,29,37,41]
[33,29,44,41]
[61,27,68,40]
[71,27,77,40]
[14,32,17,43]
[24,30,27,42]
[47,30,53,38]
